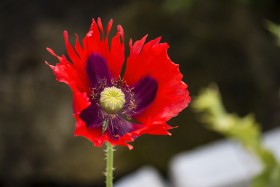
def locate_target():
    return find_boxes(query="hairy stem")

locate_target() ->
[105,142,114,187]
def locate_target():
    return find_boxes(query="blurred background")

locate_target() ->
[0,0,280,186]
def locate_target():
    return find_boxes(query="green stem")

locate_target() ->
[106,142,114,187]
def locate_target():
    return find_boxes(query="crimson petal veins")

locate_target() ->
[46,18,191,149]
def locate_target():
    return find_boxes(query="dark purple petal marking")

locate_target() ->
[108,116,133,139]
[80,102,103,128]
[132,76,158,114]
[107,116,143,139]
[86,53,112,88]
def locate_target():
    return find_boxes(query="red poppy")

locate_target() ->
[46,18,190,149]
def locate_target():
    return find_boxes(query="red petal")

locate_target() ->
[72,90,90,114]
[81,18,125,79]
[64,31,82,68]
[46,53,90,113]
[129,35,148,55]
[74,114,104,146]
[97,17,104,33]
[82,18,104,57]
[107,24,125,78]
[124,37,191,135]
[106,19,113,36]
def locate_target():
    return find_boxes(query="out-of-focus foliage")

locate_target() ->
[266,21,280,46]
[193,86,280,187]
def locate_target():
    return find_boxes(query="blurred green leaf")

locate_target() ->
[253,165,280,187]
[266,20,280,46]
[193,85,280,187]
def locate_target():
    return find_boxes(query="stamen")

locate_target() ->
[100,86,125,114]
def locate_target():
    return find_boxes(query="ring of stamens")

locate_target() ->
[100,86,125,114]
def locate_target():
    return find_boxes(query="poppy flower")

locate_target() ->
[46,18,190,149]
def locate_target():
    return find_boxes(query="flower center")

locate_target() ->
[100,86,125,114]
